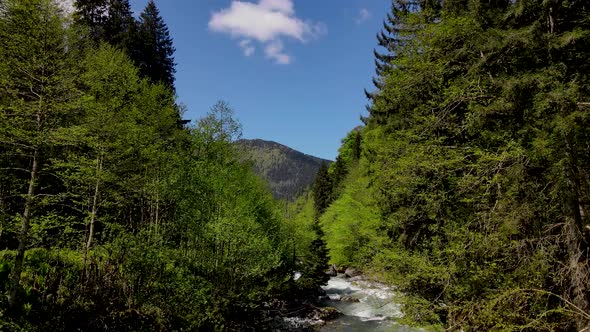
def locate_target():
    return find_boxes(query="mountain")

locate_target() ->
[236,139,332,200]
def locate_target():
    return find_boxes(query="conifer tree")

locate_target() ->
[312,163,332,216]
[103,0,135,48]
[74,0,136,53]
[137,0,176,89]
[364,0,440,122]
[73,0,108,42]
[305,220,330,286]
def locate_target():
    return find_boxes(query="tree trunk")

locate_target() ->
[86,155,102,253]
[8,148,39,307]
[563,131,590,330]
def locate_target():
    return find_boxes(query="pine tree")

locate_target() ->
[313,163,332,216]
[103,0,135,48]
[356,0,590,329]
[305,220,330,286]
[74,0,136,53]
[137,0,176,89]
[73,0,108,42]
[364,0,440,123]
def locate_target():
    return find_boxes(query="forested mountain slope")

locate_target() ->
[237,139,332,200]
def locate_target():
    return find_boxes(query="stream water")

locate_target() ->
[318,275,420,332]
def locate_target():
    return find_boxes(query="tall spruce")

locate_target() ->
[364,0,440,123]
[137,0,176,89]
[103,0,135,48]
[73,0,108,42]
[312,162,332,216]
[74,0,136,53]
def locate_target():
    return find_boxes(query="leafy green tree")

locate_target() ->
[321,160,383,267]
[0,0,79,307]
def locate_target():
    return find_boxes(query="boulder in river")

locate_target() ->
[344,267,360,278]
[327,264,337,276]
[339,295,360,302]
[313,306,342,320]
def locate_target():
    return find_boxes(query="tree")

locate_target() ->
[305,221,330,286]
[73,0,109,42]
[74,0,136,53]
[354,0,590,329]
[0,0,78,307]
[103,0,135,48]
[312,163,332,217]
[364,0,440,123]
[137,0,176,88]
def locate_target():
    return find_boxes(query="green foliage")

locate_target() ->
[284,192,317,260]
[0,1,297,329]
[321,160,383,267]
[325,1,590,330]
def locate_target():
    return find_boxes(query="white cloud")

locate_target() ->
[209,0,325,64]
[265,40,290,64]
[259,0,294,15]
[355,8,371,24]
[239,39,256,56]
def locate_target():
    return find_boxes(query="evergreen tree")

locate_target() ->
[73,0,108,42]
[312,162,332,216]
[305,221,330,286]
[364,0,440,122]
[74,0,136,53]
[137,0,176,89]
[351,0,590,329]
[103,0,135,48]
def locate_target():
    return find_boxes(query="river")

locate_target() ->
[318,275,421,331]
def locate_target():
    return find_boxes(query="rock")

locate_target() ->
[344,267,360,278]
[339,295,360,302]
[337,266,347,273]
[327,264,337,276]
[313,307,342,321]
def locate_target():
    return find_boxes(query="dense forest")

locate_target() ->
[0,0,330,330]
[3,0,590,331]
[301,0,590,331]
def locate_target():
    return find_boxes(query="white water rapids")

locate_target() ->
[319,275,421,331]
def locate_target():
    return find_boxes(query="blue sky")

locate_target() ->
[128,0,389,160]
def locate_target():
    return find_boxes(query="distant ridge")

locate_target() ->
[236,139,332,200]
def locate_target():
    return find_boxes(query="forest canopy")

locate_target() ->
[316,0,590,331]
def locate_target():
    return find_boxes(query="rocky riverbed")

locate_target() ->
[270,273,422,331]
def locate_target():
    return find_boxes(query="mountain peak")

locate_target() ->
[237,139,332,200]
